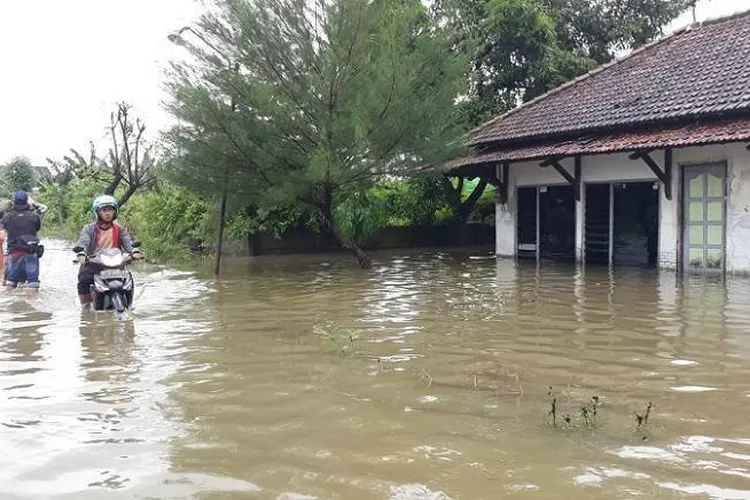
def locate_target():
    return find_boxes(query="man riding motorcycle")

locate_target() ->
[74,195,142,307]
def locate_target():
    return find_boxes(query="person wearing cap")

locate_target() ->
[0,191,42,290]
[0,195,45,282]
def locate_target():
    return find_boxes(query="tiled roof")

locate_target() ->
[442,117,750,174]
[467,10,750,147]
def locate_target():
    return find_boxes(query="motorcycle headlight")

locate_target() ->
[108,280,123,290]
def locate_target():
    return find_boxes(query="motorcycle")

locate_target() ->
[72,243,141,314]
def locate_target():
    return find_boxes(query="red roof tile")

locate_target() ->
[467,10,750,148]
[445,118,750,172]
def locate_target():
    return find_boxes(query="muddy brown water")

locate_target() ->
[2,240,750,499]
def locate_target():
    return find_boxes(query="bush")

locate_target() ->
[39,175,212,262]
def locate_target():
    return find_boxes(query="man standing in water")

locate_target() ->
[0,195,47,284]
[0,191,42,290]
[74,195,141,307]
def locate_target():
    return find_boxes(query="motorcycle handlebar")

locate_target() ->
[72,253,142,265]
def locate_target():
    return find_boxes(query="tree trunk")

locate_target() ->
[457,178,489,223]
[117,184,139,208]
[320,204,372,269]
[248,232,263,256]
[104,176,122,197]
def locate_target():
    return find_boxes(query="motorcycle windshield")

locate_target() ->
[93,248,127,267]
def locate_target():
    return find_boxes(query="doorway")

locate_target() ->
[584,184,610,265]
[516,185,576,261]
[517,187,537,259]
[584,181,659,268]
[682,163,726,271]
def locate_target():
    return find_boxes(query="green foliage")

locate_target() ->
[119,180,212,260]
[543,0,692,60]
[164,0,469,266]
[37,166,213,262]
[225,205,305,241]
[40,178,101,235]
[376,175,453,226]
[333,190,389,245]
[433,0,691,125]
[2,156,36,194]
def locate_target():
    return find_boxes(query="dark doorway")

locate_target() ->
[517,187,537,260]
[585,184,610,265]
[584,181,659,268]
[613,182,659,268]
[539,185,576,261]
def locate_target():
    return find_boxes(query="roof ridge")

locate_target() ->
[465,7,750,146]
[698,7,750,28]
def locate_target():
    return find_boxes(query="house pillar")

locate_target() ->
[575,161,585,263]
[494,163,516,258]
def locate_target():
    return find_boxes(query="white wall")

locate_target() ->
[494,188,515,257]
[493,142,750,273]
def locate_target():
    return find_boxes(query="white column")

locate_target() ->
[495,165,516,258]
[658,162,679,270]
[575,179,585,263]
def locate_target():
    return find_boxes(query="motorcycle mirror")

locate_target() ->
[72,246,84,253]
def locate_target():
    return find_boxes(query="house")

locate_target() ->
[443,9,750,273]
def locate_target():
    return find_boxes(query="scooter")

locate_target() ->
[72,243,140,314]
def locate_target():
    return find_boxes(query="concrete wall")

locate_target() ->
[494,141,750,273]
[242,222,495,256]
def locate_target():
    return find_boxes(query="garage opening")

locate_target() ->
[516,185,576,261]
[516,187,537,260]
[584,184,610,265]
[614,182,659,267]
[584,181,659,268]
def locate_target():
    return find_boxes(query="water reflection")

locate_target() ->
[5,244,750,498]
[0,302,52,365]
[78,316,137,405]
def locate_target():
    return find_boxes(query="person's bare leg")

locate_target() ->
[79,294,92,308]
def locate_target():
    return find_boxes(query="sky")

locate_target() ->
[0,0,747,166]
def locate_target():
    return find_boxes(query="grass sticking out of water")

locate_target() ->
[543,387,606,431]
[542,388,657,441]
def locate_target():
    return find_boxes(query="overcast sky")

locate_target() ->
[0,0,745,166]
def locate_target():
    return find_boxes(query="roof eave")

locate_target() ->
[467,110,750,151]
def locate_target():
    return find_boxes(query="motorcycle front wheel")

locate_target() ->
[111,292,127,313]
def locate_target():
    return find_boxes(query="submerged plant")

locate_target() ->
[313,321,359,356]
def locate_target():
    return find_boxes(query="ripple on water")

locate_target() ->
[4,244,750,498]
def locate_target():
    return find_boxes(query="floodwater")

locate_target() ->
[2,240,750,499]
